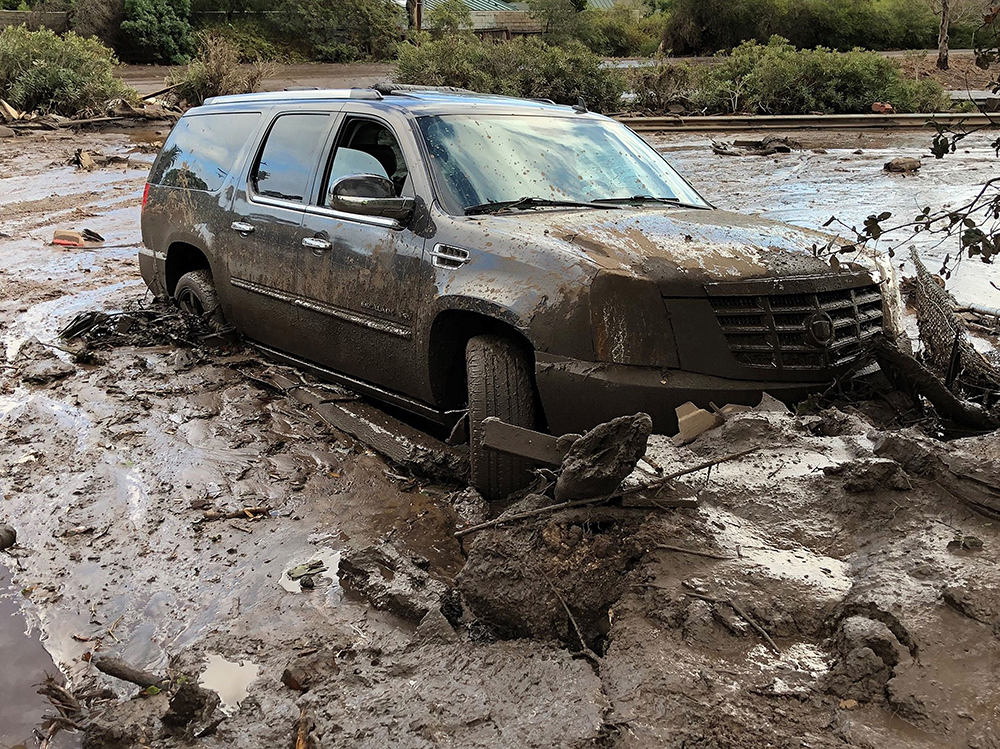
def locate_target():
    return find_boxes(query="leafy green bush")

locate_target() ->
[0,24,137,116]
[196,18,282,62]
[665,0,939,55]
[120,0,195,64]
[395,34,625,111]
[690,37,948,114]
[273,0,402,62]
[627,60,694,112]
[166,32,271,107]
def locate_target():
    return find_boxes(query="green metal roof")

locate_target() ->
[423,0,520,12]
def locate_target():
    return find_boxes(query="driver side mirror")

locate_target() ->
[328,174,414,224]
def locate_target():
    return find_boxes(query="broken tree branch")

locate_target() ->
[872,336,997,431]
[91,654,166,689]
[685,591,780,654]
[654,544,733,560]
[455,447,758,538]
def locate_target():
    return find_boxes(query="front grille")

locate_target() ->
[709,283,883,370]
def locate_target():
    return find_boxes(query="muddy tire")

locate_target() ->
[174,269,225,331]
[466,334,536,503]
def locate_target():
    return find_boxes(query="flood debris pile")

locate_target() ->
[58,299,232,355]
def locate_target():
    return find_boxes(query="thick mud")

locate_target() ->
[2,128,999,748]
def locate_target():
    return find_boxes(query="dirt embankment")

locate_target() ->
[1,128,1000,749]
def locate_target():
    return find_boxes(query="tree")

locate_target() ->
[938,0,950,68]
[425,0,472,31]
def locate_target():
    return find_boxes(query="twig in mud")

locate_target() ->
[538,568,601,667]
[454,448,759,538]
[684,591,780,654]
[106,615,124,643]
[295,707,311,749]
[201,506,271,521]
[654,544,733,561]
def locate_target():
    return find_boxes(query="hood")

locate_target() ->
[474,206,849,295]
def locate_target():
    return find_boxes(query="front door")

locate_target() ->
[225,111,335,353]
[298,114,427,397]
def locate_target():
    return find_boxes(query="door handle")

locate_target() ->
[302,236,332,252]
[231,221,255,234]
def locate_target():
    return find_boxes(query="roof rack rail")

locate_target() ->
[203,88,383,105]
[373,83,476,96]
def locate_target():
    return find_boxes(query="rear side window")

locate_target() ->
[252,114,331,203]
[149,112,260,192]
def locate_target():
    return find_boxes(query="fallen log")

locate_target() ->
[872,336,997,431]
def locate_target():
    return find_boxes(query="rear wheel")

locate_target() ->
[465,334,537,503]
[174,269,225,331]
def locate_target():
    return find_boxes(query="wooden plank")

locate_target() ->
[481,417,568,465]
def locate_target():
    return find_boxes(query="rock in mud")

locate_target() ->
[281,651,338,692]
[338,542,448,621]
[15,337,75,384]
[416,606,458,644]
[0,524,15,550]
[450,486,488,526]
[161,680,220,731]
[555,413,652,501]
[822,458,910,492]
[884,157,921,173]
[825,616,907,702]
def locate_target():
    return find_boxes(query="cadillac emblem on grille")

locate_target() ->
[707,277,884,371]
[805,311,835,347]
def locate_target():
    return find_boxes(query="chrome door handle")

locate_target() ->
[231,221,255,234]
[302,236,332,251]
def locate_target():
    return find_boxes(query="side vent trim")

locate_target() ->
[429,244,470,269]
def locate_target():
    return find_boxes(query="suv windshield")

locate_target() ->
[417,114,709,215]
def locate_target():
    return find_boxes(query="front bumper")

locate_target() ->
[535,353,832,436]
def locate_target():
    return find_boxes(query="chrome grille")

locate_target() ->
[709,283,883,370]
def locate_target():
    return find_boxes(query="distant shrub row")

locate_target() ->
[664,0,981,55]
[399,35,948,115]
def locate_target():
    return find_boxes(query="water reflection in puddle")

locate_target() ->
[0,565,79,749]
[199,654,260,716]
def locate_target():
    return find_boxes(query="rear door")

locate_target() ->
[298,111,429,397]
[224,108,338,353]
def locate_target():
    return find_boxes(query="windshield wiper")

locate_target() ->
[464,196,615,216]
[592,195,680,204]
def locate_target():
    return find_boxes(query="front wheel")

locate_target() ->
[174,269,226,331]
[465,334,537,503]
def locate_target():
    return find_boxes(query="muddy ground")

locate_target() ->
[1,126,999,749]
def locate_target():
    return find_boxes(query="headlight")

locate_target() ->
[590,270,679,367]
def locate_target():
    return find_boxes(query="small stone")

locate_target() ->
[299,574,315,590]
[884,157,921,173]
[0,524,16,550]
[839,698,859,709]
[0,126,14,138]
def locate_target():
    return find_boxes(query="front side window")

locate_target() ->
[417,114,709,214]
[253,114,331,203]
[323,118,410,203]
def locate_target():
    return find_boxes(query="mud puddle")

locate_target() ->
[0,564,79,749]
[199,654,260,716]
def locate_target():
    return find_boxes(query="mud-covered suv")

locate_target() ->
[140,87,885,500]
